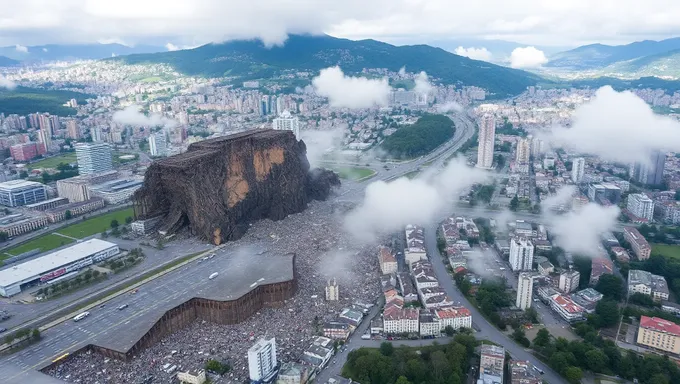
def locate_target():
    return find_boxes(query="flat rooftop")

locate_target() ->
[0,180,45,191]
[0,239,118,287]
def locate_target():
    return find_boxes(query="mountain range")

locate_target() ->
[0,56,18,67]
[0,44,165,62]
[114,34,540,97]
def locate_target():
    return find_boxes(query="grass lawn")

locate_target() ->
[331,166,376,181]
[3,234,75,259]
[652,243,680,260]
[141,76,163,83]
[26,153,77,170]
[58,207,134,239]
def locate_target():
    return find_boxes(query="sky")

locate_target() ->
[1,0,680,50]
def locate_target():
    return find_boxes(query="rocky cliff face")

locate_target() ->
[133,129,340,244]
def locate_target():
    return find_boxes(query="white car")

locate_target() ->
[209,272,219,280]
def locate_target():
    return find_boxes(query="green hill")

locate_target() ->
[115,34,541,97]
[381,114,455,159]
[547,38,680,69]
[600,49,680,79]
[0,56,18,67]
[0,87,92,116]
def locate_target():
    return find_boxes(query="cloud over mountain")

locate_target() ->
[312,66,391,109]
[509,46,548,68]
[454,46,492,61]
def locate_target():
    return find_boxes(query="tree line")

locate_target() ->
[380,114,455,159]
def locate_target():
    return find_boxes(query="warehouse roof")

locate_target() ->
[0,239,118,287]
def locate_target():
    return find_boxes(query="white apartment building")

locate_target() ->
[272,110,301,140]
[627,193,654,221]
[325,278,339,301]
[509,237,534,271]
[515,137,530,163]
[419,311,441,337]
[383,304,419,334]
[476,114,496,169]
[248,338,278,382]
[571,157,585,183]
[75,142,113,176]
[435,306,473,331]
[378,246,398,275]
[550,294,585,322]
[149,132,168,157]
[559,270,580,293]
[516,273,534,310]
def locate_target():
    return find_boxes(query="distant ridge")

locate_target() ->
[0,44,165,62]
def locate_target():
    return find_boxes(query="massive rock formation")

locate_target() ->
[133,129,340,244]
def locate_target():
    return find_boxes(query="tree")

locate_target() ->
[525,307,539,323]
[125,216,133,224]
[675,190,680,201]
[0,231,8,242]
[156,237,165,249]
[101,231,108,238]
[512,328,530,347]
[395,376,412,384]
[595,274,623,301]
[585,349,608,373]
[533,328,551,347]
[509,195,519,211]
[564,366,583,383]
[31,329,41,340]
[110,219,119,229]
[205,359,230,375]
[594,299,620,328]
[379,341,394,356]
[64,210,72,220]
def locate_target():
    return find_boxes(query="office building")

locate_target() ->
[66,119,81,140]
[325,278,339,301]
[0,180,47,207]
[516,272,534,310]
[559,270,580,293]
[248,338,278,382]
[628,270,669,301]
[637,316,680,354]
[75,142,113,176]
[550,294,585,322]
[515,137,530,163]
[0,213,49,238]
[627,193,654,221]
[476,114,496,169]
[571,157,585,183]
[148,132,167,157]
[623,226,651,260]
[587,183,622,205]
[479,345,505,384]
[272,111,301,140]
[631,151,666,186]
[89,178,144,204]
[260,96,270,116]
[509,237,534,271]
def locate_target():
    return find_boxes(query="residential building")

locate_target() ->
[656,201,680,225]
[509,237,534,271]
[0,180,47,207]
[631,151,666,186]
[404,225,427,267]
[434,306,472,331]
[338,308,363,328]
[10,142,41,162]
[479,345,505,384]
[538,261,554,276]
[75,142,113,176]
[589,257,613,285]
[322,322,350,340]
[571,157,585,183]
[90,126,103,142]
[378,246,398,275]
[419,310,441,337]
[383,303,419,334]
[177,370,206,384]
[637,316,680,354]
[148,132,167,157]
[412,261,438,289]
[476,114,495,169]
[516,137,530,163]
[325,278,339,301]
[272,110,301,140]
[624,226,651,260]
[628,269,670,301]
[611,247,631,263]
[559,270,580,293]
[550,294,585,322]
[302,343,333,368]
[516,272,534,310]
[627,194,654,221]
[509,360,541,384]
[66,119,81,140]
[248,338,278,383]
[276,362,311,384]
[571,288,604,314]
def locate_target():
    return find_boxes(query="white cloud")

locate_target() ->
[542,86,680,164]
[437,101,463,113]
[165,43,180,51]
[0,76,16,90]
[42,48,48,52]
[541,185,577,211]
[509,46,548,68]
[454,46,492,61]
[301,128,345,168]
[398,66,406,76]
[15,45,28,53]
[414,71,433,96]
[312,66,391,109]
[344,157,490,242]
[112,105,177,128]
[545,203,620,257]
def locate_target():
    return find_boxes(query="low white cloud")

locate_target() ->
[454,46,492,61]
[509,46,547,68]
[545,203,620,258]
[541,185,576,211]
[15,45,28,53]
[42,48,48,52]
[301,128,345,168]
[344,157,490,242]
[112,105,177,128]
[398,66,406,76]
[0,76,17,90]
[312,66,391,109]
[165,43,180,51]
[414,71,433,96]
[437,101,463,113]
[542,86,680,165]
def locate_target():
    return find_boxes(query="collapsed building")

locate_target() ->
[133,129,340,244]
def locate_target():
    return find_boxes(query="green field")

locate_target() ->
[3,234,74,259]
[330,166,376,181]
[27,153,78,170]
[59,208,134,239]
[652,243,680,260]
[141,76,163,83]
